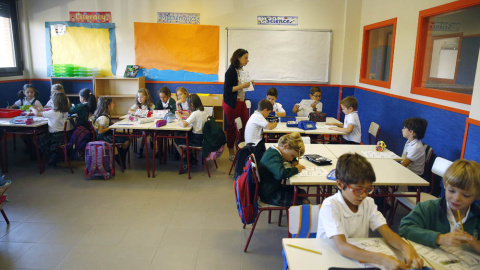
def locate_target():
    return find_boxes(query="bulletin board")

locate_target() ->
[226,28,332,83]
[134,22,219,82]
[45,21,116,77]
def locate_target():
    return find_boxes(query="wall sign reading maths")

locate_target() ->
[257,16,298,25]
[157,12,200,24]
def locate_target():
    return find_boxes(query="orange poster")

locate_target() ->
[134,22,219,81]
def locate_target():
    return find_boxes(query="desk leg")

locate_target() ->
[144,131,150,178]
[112,130,116,176]
[33,130,43,174]
[152,132,156,178]
[186,133,191,180]
[3,134,7,173]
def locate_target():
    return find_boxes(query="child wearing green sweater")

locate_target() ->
[258,132,309,206]
[400,159,480,253]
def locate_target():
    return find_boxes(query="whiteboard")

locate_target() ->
[226,28,332,83]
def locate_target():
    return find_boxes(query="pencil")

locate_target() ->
[287,244,322,255]
[457,210,464,233]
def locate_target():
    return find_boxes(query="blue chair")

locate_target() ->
[283,204,321,270]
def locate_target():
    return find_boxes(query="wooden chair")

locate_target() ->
[57,121,74,174]
[282,204,322,270]
[368,122,380,144]
[244,155,289,252]
[228,117,246,175]
[389,156,453,224]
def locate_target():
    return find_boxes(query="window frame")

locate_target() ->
[411,0,480,105]
[0,0,23,77]
[359,18,397,89]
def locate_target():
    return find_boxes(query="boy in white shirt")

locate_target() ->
[401,117,428,176]
[292,86,323,117]
[317,153,423,270]
[327,96,361,144]
[244,99,277,146]
[266,87,286,117]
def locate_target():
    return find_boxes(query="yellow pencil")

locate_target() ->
[457,210,465,233]
[287,244,322,255]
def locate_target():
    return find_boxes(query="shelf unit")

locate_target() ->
[50,77,96,104]
[94,77,145,118]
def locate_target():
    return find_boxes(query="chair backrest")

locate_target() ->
[245,99,252,116]
[234,117,243,131]
[368,122,380,144]
[204,106,213,117]
[88,119,96,141]
[301,137,311,145]
[432,157,453,177]
[288,204,321,238]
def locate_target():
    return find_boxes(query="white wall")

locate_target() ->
[354,0,471,113]
[16,0,348,83]
[470,47,480,120]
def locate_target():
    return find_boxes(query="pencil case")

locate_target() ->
[287,121,298,127]
[156,120,167,127]
[137,117,155,124]
[9,116,34,125]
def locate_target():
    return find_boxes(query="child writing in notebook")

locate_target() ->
[400,117,428,176]
[292,86,322,117]
[93,97,130,169]
[128,88,154,158]
[174,94,209,174]
[175,87,190,118]
[69,88,97,128]
[317,153,423,269]
[258,132,309,206]
[266,87,286,117]
[327,96,361,144]
[400,159,480,253]
[31,92,70,167]
[245,99,277,147]
[7,84,43,109]
[155,86,176,114]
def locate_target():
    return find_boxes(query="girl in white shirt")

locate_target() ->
[175,87,190,119]
[174,94,209,173]
[32,92,69,167]
[128,88,154,158]
[8,84,43,110]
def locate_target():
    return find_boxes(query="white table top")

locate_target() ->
[289,156,428,187]
[149,119,192,131]
[325,144,401,160]
[265,143,337,159]
[283,238,450,270]
[0,117,48,127]
[264,117,345,135]
[109,118,155,130]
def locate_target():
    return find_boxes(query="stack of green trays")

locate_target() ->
[52,64,66,77]
[74,67,89,77]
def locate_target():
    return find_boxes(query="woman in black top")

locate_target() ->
[223,48,253,160]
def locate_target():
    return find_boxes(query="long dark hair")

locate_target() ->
[79,88,97,114]
[187,94,204,112]
[17,84,39,99]
[230,48,248,68]
[94,96,112,120]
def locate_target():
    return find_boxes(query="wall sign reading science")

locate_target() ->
[257,16,298,25]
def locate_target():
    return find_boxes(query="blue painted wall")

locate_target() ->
[464,124,480,163]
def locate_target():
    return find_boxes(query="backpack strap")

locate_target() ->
[88,144,98,175]
[295,204,313,238]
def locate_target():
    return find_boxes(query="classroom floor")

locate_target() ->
[0,142,409,270]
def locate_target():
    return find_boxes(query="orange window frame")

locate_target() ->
[359,18,397,89]
[411,0,480,105]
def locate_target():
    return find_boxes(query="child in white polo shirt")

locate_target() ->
[317,153,423,269]
[401,117,428,176]
[266,87,286,117]
[244,99,277,146]
[327,96,361,144]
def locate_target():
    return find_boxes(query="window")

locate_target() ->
[359,18,397,88]
[0,0,23,77]
[411,0,480,104]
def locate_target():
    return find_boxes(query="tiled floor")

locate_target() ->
[0,144,408,270]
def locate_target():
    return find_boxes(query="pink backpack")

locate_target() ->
[84,141,113,180]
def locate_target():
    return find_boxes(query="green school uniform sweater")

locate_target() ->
[399,197,480,248]
[258,146,299,202]
[69,103,89,127]
[155,98,176,114]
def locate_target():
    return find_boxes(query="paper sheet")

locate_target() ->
[362,151,401,159]
[299,99,314,109]
[296,167,328,177]
[239,70,254,91]
[410,242,480,270]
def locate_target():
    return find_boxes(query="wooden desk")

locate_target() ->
[0,118,48,174]
[325,144,401,160]
[283,238,470,270]
[149,120,192,178]
[109,119,154,177]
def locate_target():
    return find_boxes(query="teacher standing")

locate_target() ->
[223,48,253,161]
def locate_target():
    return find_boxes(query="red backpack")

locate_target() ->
[234,154,259,225]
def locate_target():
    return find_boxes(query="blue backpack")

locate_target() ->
[234,155,259,225]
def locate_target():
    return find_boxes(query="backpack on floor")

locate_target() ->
[68,126,92,160]
[84,141,113,180]
[234,155,258,225]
